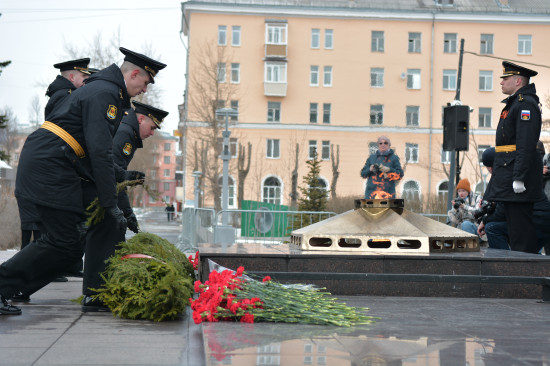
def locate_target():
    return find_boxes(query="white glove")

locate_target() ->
[513,180,526,193]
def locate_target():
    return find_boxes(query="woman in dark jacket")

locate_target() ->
[360,136,404,199]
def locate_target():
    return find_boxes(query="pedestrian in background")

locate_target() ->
[360,136,403,199]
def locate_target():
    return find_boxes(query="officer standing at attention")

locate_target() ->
[82,101,168,311]
[483,61,542,254]
[0,47,166,315]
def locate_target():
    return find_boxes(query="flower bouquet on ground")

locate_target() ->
[95,233,195,322]
[191,265,378,327]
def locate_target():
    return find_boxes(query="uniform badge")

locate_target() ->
[106,105,117,120]
[500,110,509,119]
[521,110,530,120]
[123,143,132,156]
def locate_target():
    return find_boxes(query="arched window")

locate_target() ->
[218,176,236,208]
[438,181,449,198]
[310,177,330,199]
[262,176,282,204]
[403,180,420,201]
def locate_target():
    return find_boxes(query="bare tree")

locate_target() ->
[185,41,239,211]
[0,107,19,163]
[330,144,340,199]
[237,142,251,208]
[290,143,299,207]
[28,95,42,128]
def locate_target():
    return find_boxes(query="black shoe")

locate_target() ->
[81,296,110,313]
[11,292,30,302]
[1,295,22,315]
[52,276,68,282]
[63,270,84,278]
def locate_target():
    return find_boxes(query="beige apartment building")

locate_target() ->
[179,0,550,210]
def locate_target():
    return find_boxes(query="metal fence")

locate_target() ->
[177,208,449,252]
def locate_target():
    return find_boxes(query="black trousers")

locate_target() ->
[0,205,82,299]
[82,212,125,296]
[21,229,41,250]
[503,201,539,254]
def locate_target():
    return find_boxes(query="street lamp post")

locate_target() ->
[215,107,238,225]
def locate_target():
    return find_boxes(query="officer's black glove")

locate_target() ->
[126,212,139,234]
[107,206,127,232]
[124,170,146,182]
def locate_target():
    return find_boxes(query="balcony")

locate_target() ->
[264,82,287,97]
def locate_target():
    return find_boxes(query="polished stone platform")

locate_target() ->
[198,243,550,300]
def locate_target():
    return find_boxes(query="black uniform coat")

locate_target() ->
[113,109,143,216]
[15,64,130,213]
[44,75,76,120]
[484,83,542,202]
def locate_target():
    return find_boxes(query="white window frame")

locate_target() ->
[309,103,318,123]
[308,140,317,159]
[405,143,419,163]
[518,34,532,55]
[323,66,332,87]
[406,106,419,127]
[321,140,330,160]
[231,25,241,46]
[218,176,236,208]
[478,107,491,128]
[408,32,421,53]
[163,156,170,164]
[479,70,493,91]
[371,67,384,88]
[266,139,280,159]
[218,25,227,46]
[443,69,457,90]
[267,101,281,123]
[310,65,319,86]
[163,182,170,191]
[371,30,384,52]
[163,169,170,178]
[370,104,384,125]
[480,34,493,54]
[311,28,320,49]
[444,33,457,53]
[217,62,226,83]
[230,63,240,84]
[265,24,287,45]
[262,176,282,205]
[407,69,421,89]
[322,103,331,124]
[264,62,287,83]
[402,180,421,201]
[324,29,333,49]
[440,149,451,164]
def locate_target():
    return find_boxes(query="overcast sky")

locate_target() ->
[0,0,185,133]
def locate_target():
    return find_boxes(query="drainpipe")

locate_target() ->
[428,12,435,200]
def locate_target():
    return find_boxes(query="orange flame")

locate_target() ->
[370,189,393,199]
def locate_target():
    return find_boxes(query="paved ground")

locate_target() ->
[1,211,549,366]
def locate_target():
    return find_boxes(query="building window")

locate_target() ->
[310,65,319,86]
[150,169,157,179]
[311,28,320,48]
[324,29,333,49]
[267,101,281,122]
[443,69,457,90]
[321,141,330,160]
[518,34,532,55]
[444,33,457,53]
[438,181,449,198]
[230,100,238,122]
[230,63,240,83]
[231,25,241,46]
[218,25,227,45]
[164,182,170,191]
[407,69,421,89]
[217,137,238,158]
[403,180,420,201]
[441,149,451,164]
[405,143,419,163]
[479,70,493,91]
[308,140,317,159]
[323,103,331,124]
[266,139,280,159]
[264,62,286,82]
[478,107,491,128]
[263,176,282,204]
[309,103,318,123]
[371,67,384,88]
[164,169,170,178]
[369,142,378,155]
[164,143,171,151]
[370,104,383,125]
[371,31,384,52]
[480,34,493,54]
[219,176,236,208]
[266,24,287,45]
[217,62,226,83]
[164,156,170,164]
[406,106,419,126]
[408,32,421,53]
[323,66,332,87]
